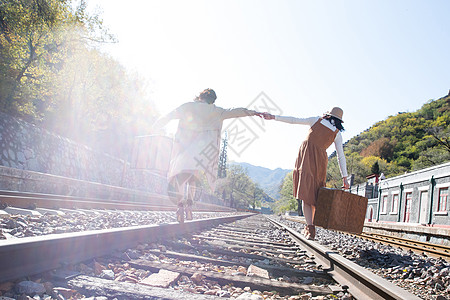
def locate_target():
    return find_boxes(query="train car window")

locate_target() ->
[381,195,388,214]
[391,194,399,214]
[437,188,448,212]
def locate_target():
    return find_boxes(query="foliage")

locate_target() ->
[328,95,450,184]
[271,171,297,214]
[215,164,267,209]
[0,0,157,159]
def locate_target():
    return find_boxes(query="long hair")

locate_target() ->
[324,115,344,131]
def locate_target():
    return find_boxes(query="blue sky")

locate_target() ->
[88,0,450,170]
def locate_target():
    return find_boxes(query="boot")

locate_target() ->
[185,199,193,220]
[307,225,316,240]
[176,203,185,223]
[302,225,310,239]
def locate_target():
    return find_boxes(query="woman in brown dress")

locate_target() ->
[263,107,349,240]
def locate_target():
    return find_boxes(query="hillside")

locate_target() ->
[229,162,291,200]
[327,94,450,186]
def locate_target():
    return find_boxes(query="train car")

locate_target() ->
[350,161,450,226]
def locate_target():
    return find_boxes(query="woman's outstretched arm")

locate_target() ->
[334,133,350,189]
[262,112,318,126]
[151,106,181,133]
[221,107,258,119]
[274,115,318,125]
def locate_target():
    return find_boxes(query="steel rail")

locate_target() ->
[0,190,234,212]
[268,217,421,300]
[284,215,450,260]
[360,232,450,259]
[0,213,253,283]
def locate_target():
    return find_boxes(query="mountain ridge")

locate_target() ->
[229,161,291,200]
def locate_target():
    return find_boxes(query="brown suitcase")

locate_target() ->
[314,187,368,234]
[130,135,173,174]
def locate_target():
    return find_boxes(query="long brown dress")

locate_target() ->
[293,118,338,205]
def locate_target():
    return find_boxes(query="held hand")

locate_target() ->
[257,112,275,120]
[342,177,350,189]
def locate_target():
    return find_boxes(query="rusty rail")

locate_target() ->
[0,213,253,282]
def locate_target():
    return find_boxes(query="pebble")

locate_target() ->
[15,281,46,296]
[280,217,450,300]
[99,270,114,280]
[236,292,264,300]
[0,211,237,239]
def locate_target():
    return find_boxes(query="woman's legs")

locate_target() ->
[302,202,315,225]
[169,172,199,222]
[184,176,199,220]
[301,201,316,240]
[169,173,191,223]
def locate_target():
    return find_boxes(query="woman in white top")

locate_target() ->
[152,89,259,222]
[263,107,349,239]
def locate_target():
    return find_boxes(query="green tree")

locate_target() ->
[371,161,380,175]
[0,0,156,159]
[215,164,255,209]
[0,0,107,118]
[46,46,156,158]
[272,171,297,214]
[249,184,265,210]
[336,95,449,183]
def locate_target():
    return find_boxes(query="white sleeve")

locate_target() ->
[334,132,348,178]
[151,105,182,131]
[274,115,318,126]
[221,107,256,120]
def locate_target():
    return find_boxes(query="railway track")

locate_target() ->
[285,215,450,261]
[360,232,450,259]
[0,189,233,213]
[0,213,421,299]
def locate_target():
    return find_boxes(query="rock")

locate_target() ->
[235,292,263,300]
[232,272,246,276]
[302,277,314,284]
[247,265,269,279]
[100,270,115,280]
[190,272,204,285]
[53,287,77,299]
[15,281,46,296]
[300,293,312,300]
[204,290,217,295]
[139,269,180,288]
[195,286,206,293]
[440,267,449,276]
[42,282,53,295]
[217,290,230,297]
[0,282,14,292]
[93,262,106,275]
[126,249,141,259]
